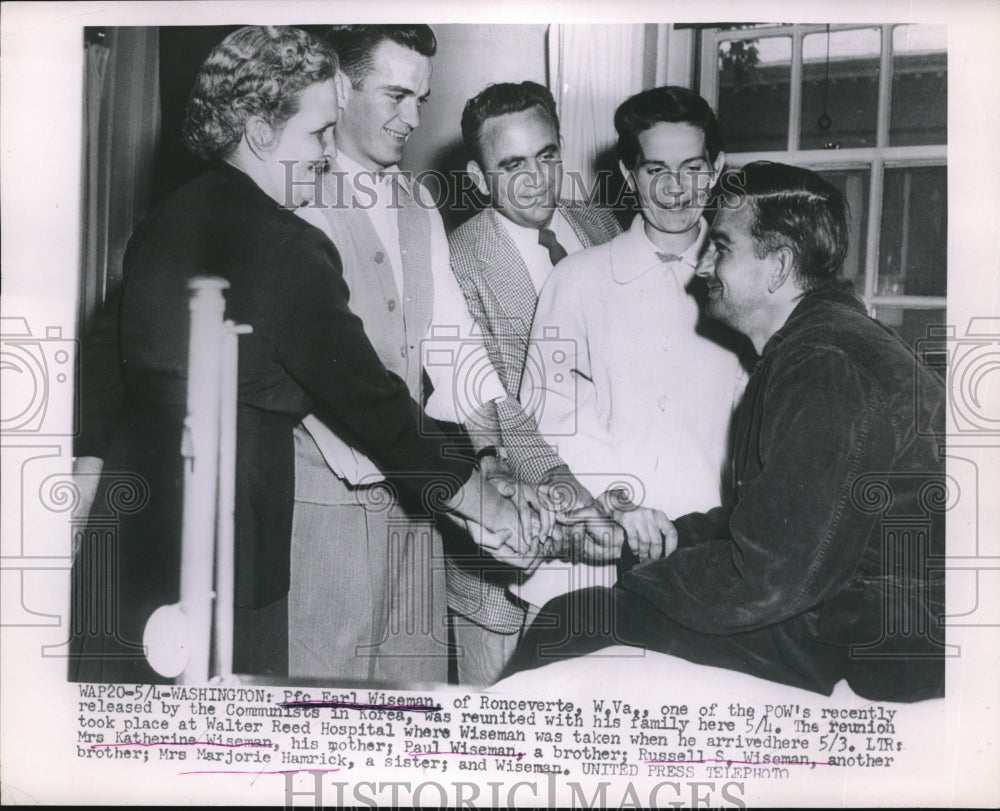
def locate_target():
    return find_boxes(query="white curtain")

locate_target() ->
[547,24,648,202]
[81,35,111,334]
[80,27,161,333]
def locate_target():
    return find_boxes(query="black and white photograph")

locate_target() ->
[1,0,997,806]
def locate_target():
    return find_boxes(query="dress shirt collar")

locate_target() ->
[335,151,391,181]
[495,207,571,258]
[611,214,707,285]
[494,207,581,295]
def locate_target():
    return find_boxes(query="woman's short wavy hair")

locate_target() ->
[182,26,337,161]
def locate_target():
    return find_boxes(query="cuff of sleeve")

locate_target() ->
[477,367,508,404]
[672,506,731,548]
[390,453,474,508]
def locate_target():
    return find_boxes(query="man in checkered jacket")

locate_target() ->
[446,81,621,685]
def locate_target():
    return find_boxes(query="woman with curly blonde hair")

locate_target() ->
[72,26,527,683]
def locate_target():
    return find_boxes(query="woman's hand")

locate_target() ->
[447,468,544,571]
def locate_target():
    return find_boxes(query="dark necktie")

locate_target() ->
[538,227,568,266]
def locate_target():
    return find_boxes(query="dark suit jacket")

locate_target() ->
[76,163,472,615]
[506,284,946,702]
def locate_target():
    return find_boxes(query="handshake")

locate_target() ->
[472,457,678,574]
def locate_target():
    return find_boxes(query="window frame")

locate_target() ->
[699,23,947,319]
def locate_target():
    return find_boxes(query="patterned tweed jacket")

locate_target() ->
[446,202,621,630]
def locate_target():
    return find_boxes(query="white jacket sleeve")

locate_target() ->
[420,193,507,424]
[521,257,620,497]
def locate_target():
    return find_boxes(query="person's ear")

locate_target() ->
[768,245,796,293]
[467,159,489,197]
[335,69,352,108]
[710,150,726,184]
[618,160,636,191]
[245,115,276,158]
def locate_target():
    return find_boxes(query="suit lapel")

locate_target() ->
[473,209,541,396]
[562,200,623,250]
[470,205,616,396]
[476,209,538,340]
[562,204,595,249]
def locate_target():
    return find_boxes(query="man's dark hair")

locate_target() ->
[614,85,723,170]
[729,161,849,290]
[325,25,436,88]
[461,81,560,167]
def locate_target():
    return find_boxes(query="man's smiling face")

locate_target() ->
[335,39,432,171]
[474,105,563,230]
[623,121,724,238]
[698,204,777,339]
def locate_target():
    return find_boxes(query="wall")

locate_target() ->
[402,23,548,173]
[400,23,549,229]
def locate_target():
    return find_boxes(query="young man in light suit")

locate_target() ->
[290,26,532,684]
[447,81,621,684]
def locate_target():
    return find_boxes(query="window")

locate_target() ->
[700,23,947,348]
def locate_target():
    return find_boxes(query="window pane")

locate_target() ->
[890,24,947,146]
[872,307,947,374]
[878,166,947,297]
[800,28,881,150]
[815,168,869,294]
[717,36,791,152]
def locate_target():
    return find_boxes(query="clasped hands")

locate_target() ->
[477,459,678,572]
